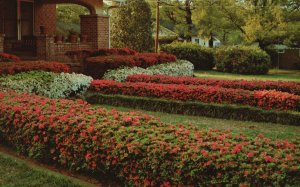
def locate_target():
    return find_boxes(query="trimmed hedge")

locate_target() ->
[1,91,300,186]
[215,46,271,75]
[161,42,214,70]
[85,53,176,79]
[0,52,20,62]
[85,92,300,126]
[126,74,300,95]
[65,48,137,60]
[0,61,70,75]
[91,80,300,112]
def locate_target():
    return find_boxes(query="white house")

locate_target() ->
[191,36,221,47]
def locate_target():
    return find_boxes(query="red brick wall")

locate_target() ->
[35,2,56,35]
[80,15,109,48]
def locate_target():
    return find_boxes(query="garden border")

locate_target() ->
[85,92,300,126]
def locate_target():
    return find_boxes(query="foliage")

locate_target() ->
[0,52,20,62]
[148,0,300,47]
[110,0,153,52]
[1,91,300,186]
[85,53,176,79]
[56,4,89,35]
[126,74,300,95]
[86,93,300,126]
[161,42,214,70]
[215,46,271,75]
[91,80,300,111]
[0,71,92,98]
[104,67,152,82]
[103,60,194,82]
[0,61,70,75]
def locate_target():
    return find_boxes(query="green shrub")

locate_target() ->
[161,42,215,70]
[0,71,93,98]
[215,46,271,75]
[103,60,194,82]
[85,92,300,126]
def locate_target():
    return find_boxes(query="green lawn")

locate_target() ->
[101,105,300,141]
[0,151,98,187]
[194,69,300,82]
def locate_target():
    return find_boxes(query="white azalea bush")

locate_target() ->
[0,71,93,98]
[103,60,194,82]
[103,67,153,82]
[147,60,194,76]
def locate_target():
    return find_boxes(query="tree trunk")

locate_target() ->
[185,0,193,41]
[209,33,214,48]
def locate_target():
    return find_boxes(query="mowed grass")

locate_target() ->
[0,152,94,187]
[194,69,300,82]
[101,105,300,141]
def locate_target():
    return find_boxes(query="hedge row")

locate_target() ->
[91,80,300,112]
[85,92,300,126]
[0,61,70,75]
[161,42,215,70]
[65,48,137,60]
[1,91,300,186]
[127,74,300,95]
[0,52,20,62]
[85,53,176,79]
[215,46,271,75]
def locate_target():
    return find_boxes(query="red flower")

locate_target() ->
[247,152,255,158]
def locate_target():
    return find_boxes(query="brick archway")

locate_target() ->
[40,0,104,15]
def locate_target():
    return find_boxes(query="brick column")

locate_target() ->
[0,35,4,52]
[36,35,54,60]
[80,15,110,49]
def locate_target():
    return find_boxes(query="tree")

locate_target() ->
[148,0,196,41]
[110,0,153,52]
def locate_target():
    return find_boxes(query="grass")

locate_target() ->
[194,69,300,82]
[101,105,300,141]
[0,152,86,187]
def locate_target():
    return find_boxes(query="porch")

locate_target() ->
[0,0,109,64]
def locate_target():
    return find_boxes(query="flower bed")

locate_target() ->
[91,80,300,111]
[0,52,20,62]
[0,61,70,75]
[0,91,299,186]
[0,71,92,98]
[85,53,176,79]
[126,74,300,95]
[103,60,194,82]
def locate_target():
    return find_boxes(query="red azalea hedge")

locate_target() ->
[85,53,176,79]
[0,61,70,75]
[0,91,299,186]
[65,48,137,59]
[126,74,300,96]
[0,52,21,62]
[91,80,300,112]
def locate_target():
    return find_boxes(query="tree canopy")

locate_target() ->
[147,0,300,48]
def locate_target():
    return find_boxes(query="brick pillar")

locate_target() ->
[80,15,110,49]
[0,35,4,52]
[36,35,54,60]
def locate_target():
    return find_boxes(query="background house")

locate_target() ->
[191,36,221,47]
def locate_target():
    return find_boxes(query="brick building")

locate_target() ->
[0,0,109,64]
